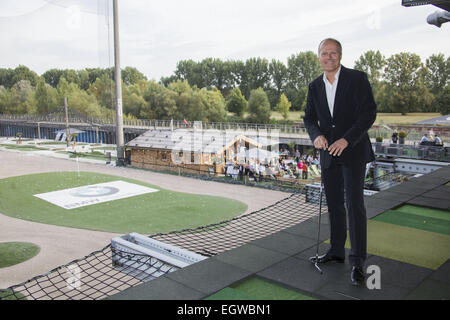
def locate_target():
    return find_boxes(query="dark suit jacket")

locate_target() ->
[304,65,377,169]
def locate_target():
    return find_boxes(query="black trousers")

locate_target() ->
[322,157,367,268]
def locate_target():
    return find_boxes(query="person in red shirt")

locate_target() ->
[302,160,308,179]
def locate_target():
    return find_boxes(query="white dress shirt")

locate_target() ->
[322,66,341,118]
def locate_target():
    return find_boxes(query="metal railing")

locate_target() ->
[1,113,448,141]
[373,142,450,162]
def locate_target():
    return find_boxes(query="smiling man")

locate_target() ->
[304,38,377,286]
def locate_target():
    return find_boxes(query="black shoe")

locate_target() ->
[351,266,365,286]
[309,252,345,264]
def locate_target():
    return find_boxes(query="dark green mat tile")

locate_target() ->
[387,183,431,195]
[366,206,389,219]
[421,189,450,200]
[364,197,404,210]
[107,276,205,300]
[373,210,450,235]
[365,255,433,290]
[406,279,450,300]
[165,258,251,295]
[251,231,317,256]
[316,280,410,300]
[407,196,450,210]
[283,218,330,241]
[430,259,450,285]
[257,257,349,294]
[306,212,331,225]
[369,192,416,202]
[434,185,450,192]
[294,243,354,272]
[212,243,289,273]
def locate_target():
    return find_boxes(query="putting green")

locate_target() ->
[373,210,450,235]
[0,242,40,268]
[0,172,247,234]
[334,220,450,270]
[205,277,317,300]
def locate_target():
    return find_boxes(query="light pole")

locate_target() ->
[113,0,125,166]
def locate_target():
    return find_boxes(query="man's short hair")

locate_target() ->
[318,38,342,56]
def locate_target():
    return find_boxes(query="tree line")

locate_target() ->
[0,50,448,124]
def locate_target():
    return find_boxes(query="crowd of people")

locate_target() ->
[225,148,321,183]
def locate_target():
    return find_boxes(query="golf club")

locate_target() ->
[309,181,324,274]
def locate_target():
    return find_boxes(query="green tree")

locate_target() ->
[247,88,271,123]
[0,68,15,88]
[42,68,64,88]
[10,80,36,114]
[286,51,321,110]
[243,57,270,99]
[435,85,450,115]
[276,93,292,120]
[267,59,288,109]
[11,65,39,87]
[0,86,12,113]
[354,50,386,85]
[123,79,150,117]
[425,53,450,113]
[88,74,115,109]
[226,87,247,117]
[35,77,50,114]
[354,50,386,111]
[203,88,227,122]
[142,81,178,119]
[384,52,433,114]
[122,66,148,87]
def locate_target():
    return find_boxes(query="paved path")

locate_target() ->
[0,150,289,289]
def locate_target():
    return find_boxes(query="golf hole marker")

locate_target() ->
[34,181,159,210]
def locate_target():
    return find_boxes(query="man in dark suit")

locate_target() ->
[304,38,377,285]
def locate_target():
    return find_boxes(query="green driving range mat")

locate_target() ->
[205,277,317,300]
[205,287,257,300]
[373,210,450,235]
[392,205,450,222]
[330,220,450,270]
[362,220,449,270]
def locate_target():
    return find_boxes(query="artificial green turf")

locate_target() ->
[205,287,257,300]
[0,289,27,300]
[373,210,450,235]
[0,242,40,268]
[206,277,317,300]
[0,172,247,234]
[0,144,46,151]
[393,205,450,222]
[337,220,450,270]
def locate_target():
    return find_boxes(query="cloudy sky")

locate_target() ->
[1,0,449,81]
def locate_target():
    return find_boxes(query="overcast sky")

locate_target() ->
[1,0,449,81]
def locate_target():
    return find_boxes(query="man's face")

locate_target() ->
[319,40,341,73]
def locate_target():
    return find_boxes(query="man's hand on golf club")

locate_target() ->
[314,136,349,157]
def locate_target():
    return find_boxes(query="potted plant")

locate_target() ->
[375,136,383,153]
[16,132,22,144]
[398,131,407,144]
